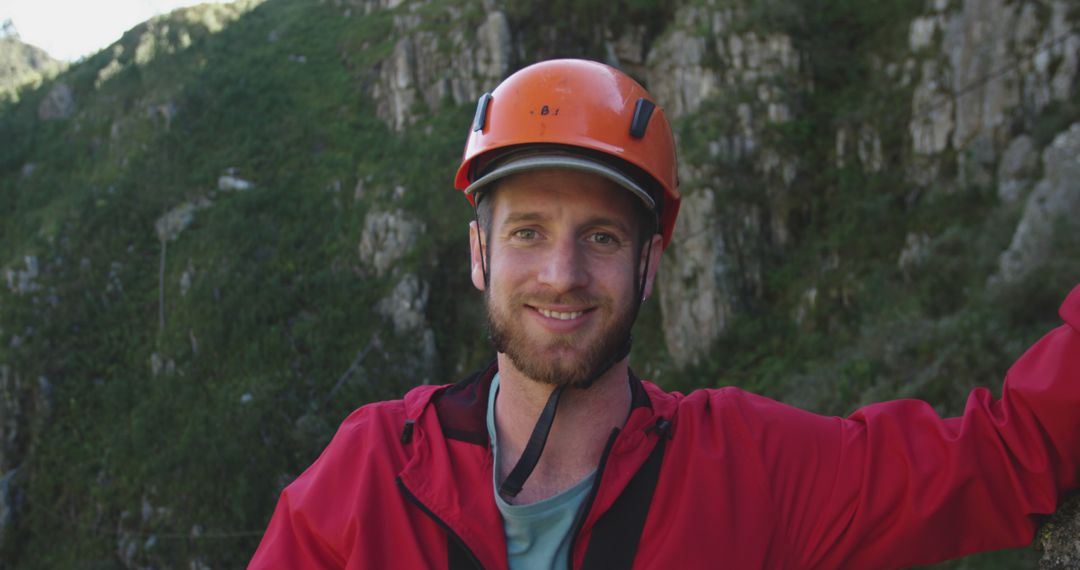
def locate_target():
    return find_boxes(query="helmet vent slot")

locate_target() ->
[473,92,493,132]
[629,98,655,139]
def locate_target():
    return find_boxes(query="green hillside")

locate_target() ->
[0,19,66,101]
[1,0,1078,567]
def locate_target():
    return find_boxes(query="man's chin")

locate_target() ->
[488,302,635,387]
[503,346,597,387]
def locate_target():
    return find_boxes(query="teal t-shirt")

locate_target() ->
[487,375,596,569]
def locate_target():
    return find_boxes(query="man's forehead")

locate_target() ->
[494,175,643,226]
[487,169,642,220]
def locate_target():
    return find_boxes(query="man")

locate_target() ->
[250,59,1080,569]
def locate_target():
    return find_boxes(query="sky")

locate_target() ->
[1,0,235,62]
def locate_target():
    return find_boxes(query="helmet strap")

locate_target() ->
[498,383,564,498]
[472,202,490,288]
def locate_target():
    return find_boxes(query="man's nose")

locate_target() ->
[536,237,588,293]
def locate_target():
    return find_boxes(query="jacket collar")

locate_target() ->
[425,360,658,447]
[398,360,678,568]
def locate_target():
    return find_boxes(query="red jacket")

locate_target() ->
[250,284,1080,569]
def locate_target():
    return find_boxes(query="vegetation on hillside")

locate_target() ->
[0,20,66,101]
[0,0,1077,567]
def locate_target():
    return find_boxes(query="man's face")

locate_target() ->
[470,168,662,386]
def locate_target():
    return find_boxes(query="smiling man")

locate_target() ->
[250,59,1080,569]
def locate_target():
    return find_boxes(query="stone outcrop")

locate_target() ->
[996,123,1080,283]
[944,0,1020,151]
[648,6,798,119]
[658,188,733,366]
[651,0,1078,366]
[646,3,801,366]
[375,273,437,383]
[997,135,1038,203]
[371,4,511,130]
[358,204,436,380]
[358,208,424,276]
[907,0,1078,184]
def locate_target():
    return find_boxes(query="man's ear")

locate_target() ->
[469,220,486,291]
[640,234,664,301]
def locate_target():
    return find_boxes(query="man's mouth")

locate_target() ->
[536,308,585,321]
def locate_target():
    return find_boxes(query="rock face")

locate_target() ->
[908,0,1079,184]
[648,0,1079,366]
[357,204,436,382]
[997,123,1080,283]
[375,273,437,383]
[358,209,424,276]
[371,5,511,130]
[997,135,1038,203]
[658,188,732,366]
[646,3,801,366]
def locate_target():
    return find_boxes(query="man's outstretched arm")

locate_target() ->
[764,283,1080,568]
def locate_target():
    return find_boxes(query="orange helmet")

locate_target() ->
[454,59,681,248]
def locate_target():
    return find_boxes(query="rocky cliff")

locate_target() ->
[0,0,1078,567]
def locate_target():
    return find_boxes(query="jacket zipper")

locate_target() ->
[396,476,484,569]
[566,427,621,569]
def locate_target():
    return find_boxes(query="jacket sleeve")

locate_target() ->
[248,479,348,569]
[248,405,387,570]
[764,284,1080,569]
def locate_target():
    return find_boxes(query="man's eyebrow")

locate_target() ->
[501,211,549,225]
[583,216,633,236]
[501,211,633,236]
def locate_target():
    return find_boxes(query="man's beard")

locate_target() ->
[485,288,637,387]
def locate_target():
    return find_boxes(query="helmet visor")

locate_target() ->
[463,151,657,213]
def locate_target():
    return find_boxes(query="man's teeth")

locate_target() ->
[538,308,584,320]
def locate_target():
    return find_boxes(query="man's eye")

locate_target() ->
[513,229,537,240]
[590,233,616,245]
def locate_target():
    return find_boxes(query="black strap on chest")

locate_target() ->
[581,424,669,570]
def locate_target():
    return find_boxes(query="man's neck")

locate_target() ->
[493,354,632,505]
